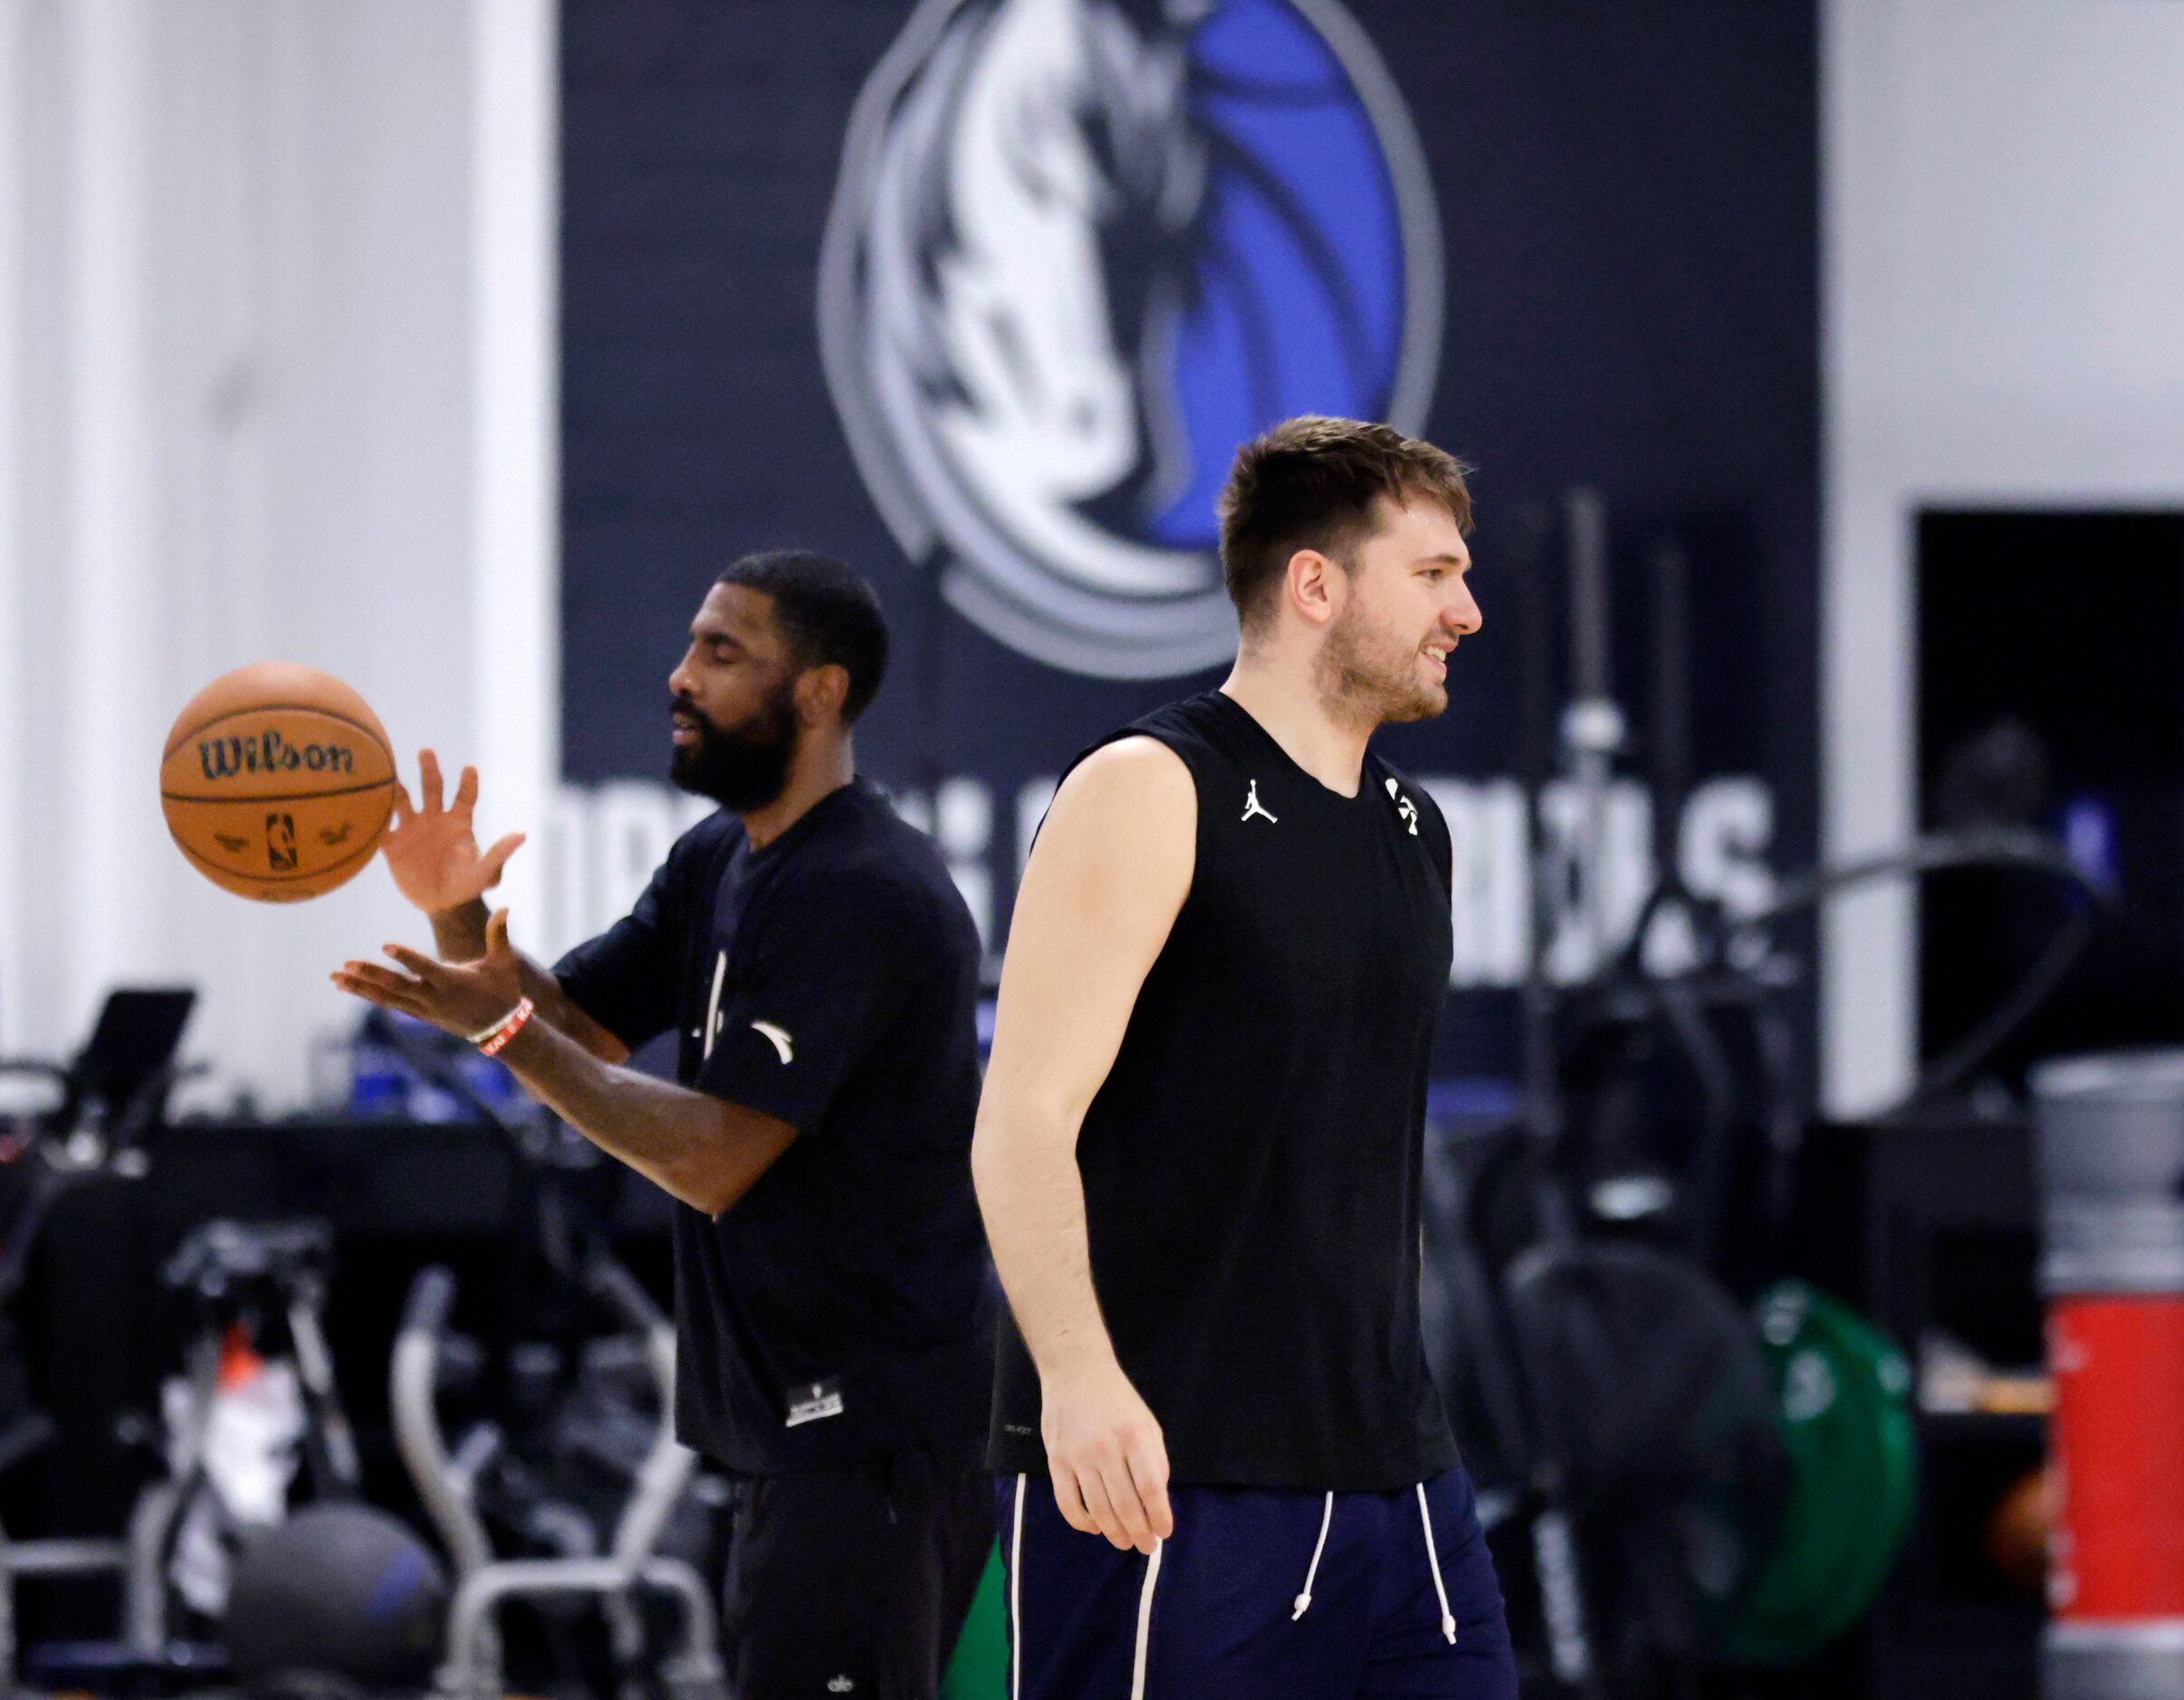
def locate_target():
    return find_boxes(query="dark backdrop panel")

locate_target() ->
[559,0,1819,1073]
[1918,510,2184,1078]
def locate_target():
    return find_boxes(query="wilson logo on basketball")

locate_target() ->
[196,730,359,783]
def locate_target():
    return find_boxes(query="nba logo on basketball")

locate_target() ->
[819,0,1443,679]
[266,813,299,873]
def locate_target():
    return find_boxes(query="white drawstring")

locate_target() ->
[1009,1475,1026,1700]
[1291,1492,1336,1619]
[1129,1537,1164,1698]
[1416,1483,1457,1644]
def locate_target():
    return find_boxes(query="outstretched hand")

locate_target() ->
[332,908,527,1041]
[381,749,526,915]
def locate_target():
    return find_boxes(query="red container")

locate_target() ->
[2048,1296,2184,1619]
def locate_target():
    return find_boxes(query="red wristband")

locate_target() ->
[475,997,535,1057]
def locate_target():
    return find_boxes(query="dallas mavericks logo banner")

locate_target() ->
[818,0,1442,678]
[557,0,1819,1037]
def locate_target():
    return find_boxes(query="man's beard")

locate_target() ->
[669,683,799,811]
[1315,601,1446,730]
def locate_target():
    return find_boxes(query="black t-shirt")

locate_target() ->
[554,779,992,1475]
[990,692,1460,1491]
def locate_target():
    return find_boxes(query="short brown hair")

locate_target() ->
[1216,415,1473,635]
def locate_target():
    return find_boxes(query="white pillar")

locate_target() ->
[1819,0,1917,1116]
[470,0,560,941]
[59,0,165,1038]
[0,0,27,1055]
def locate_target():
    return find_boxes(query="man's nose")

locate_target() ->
[1446,584,1481,636]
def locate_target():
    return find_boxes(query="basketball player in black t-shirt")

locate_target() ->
[975,418,1516,1697]
[332,552,993,1699]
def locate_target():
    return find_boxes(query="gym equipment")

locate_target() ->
[1727,828,2105,1121]
[394,1264,725,1700]
[0,988,195,1688]
[2034,1051,2184,1700]
[225,1504,450,1692]
[1450,497,1802,1698]
[1501,1238,1789,1684]
[1454,491,2100,1692]
[371,1018,726,1700]
[1985,1468,2049,1597]
[1716,1282,1917,1662]
[138,1218,363,1623]
[24,1215,364,1695]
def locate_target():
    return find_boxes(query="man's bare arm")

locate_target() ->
[335,912,788,1212]
[972,737,1194,1553]
[429,899,629,1064]
[493,1015,792,1213]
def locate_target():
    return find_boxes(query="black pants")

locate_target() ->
[721,1443,993,1699]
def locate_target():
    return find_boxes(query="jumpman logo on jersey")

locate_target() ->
[1241,780,1278,826]
[1384,776,1419,836]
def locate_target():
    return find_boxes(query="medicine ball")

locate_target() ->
[225,1504,449,1691]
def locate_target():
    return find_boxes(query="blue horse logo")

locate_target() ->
[819,0,1442,678]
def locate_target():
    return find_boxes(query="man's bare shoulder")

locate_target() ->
[1052,736,1193,815]
[1028,738,1196,884]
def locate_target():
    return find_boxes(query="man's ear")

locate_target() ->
[1286,548,1340,630]
[796,663,851,726]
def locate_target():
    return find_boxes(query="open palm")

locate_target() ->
[381,749,527,915]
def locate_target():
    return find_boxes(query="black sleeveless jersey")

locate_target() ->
[990,691,1460,1491]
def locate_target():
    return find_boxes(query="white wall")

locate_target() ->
[0,0,554,1111]
[1823,0,2184,1112]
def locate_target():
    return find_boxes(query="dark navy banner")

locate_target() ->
[556,0,1818,1078]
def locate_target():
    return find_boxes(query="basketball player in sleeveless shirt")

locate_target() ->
[974,417,1516,1697]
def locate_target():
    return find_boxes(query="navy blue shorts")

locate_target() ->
[995,1466,1516,1699]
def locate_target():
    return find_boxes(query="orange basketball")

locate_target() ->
[160,663,397,903]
